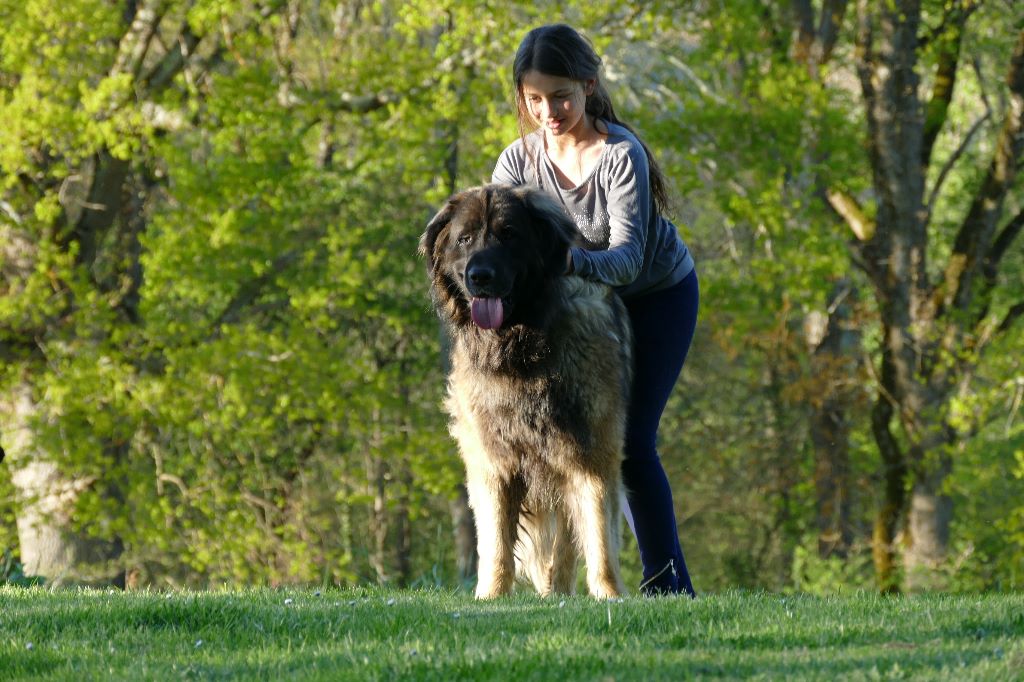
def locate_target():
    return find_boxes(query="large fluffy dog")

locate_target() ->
[419,184,632,599]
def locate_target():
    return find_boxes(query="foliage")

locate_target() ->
[0,550,43,587]
[790,539,875,596]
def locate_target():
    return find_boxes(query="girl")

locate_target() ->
[492,23,698,596]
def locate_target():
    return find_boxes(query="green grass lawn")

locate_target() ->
[1,586,1022,681]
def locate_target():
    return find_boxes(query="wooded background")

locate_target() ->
[1,0,1022,594]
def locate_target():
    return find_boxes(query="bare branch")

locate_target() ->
[925,109,992,222]
[791,0,848,70]
[985,209,1024,278]
[959,208,1024,345]
[140,101,188,132]
[332,91,398,113]
[140,21,203,93]
[140,1,289,96]
[593,5,644,33]
[816,0,849,64]
[827,188,876,241]
[209,248,304,333]
[281,89,403,126]
[111,0,167,80]
[972,55,995,115]
[997,301,1024,335]
[0,199,23,225]
[792,0,816,64]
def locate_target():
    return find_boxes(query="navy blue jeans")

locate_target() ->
[621,270,698,597]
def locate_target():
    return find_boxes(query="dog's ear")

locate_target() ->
[513,186,577,274]
[419,197,460,272]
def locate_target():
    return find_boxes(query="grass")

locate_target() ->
[1,587,1022,681]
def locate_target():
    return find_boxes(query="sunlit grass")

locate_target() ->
[1,586,1021,680]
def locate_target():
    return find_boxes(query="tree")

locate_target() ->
[650,0,1023,592]
[830,1,1023,590]
[0,0,207,584]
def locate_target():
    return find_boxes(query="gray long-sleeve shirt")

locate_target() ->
[492,121,694,300]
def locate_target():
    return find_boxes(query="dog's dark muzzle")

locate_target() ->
[464,251,513,299]
[466,262,497,292]
[463,250,516,330]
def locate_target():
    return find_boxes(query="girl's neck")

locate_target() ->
[544,114,603,154]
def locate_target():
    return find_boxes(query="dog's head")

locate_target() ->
[419,184,576,330]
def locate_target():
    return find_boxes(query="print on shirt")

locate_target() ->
[570,208,610,249]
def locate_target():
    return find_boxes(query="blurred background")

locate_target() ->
[1,0,1022,594]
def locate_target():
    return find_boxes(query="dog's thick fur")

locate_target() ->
[420,184,632,599]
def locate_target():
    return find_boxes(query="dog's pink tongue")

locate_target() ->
[470,297,504,329]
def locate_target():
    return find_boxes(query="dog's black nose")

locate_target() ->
[467,264,495,287]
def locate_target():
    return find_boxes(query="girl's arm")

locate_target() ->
[570,144,650,287]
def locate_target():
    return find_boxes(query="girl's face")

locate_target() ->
[520,70,594,138]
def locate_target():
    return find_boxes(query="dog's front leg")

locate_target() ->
[465,463,522,599]
[566,472,624,599]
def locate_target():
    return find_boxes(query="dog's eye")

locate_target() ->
[456,233,473,246]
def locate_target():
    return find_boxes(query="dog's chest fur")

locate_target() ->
[449,361,582,457]
[444,279,630,485]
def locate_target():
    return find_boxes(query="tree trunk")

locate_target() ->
[854,0,930,593]
[764,361,801,586]
[450,484,477,583]
[807,280,857,559]
[2,384,124,587]
[394,461,413,586]
[869,354,908,594]
[812,410,852,558]
[904,453,953,590]
[367,408,389,584]
[440,328,477,584]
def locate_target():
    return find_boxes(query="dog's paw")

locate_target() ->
[474,573,513,599]
[474,584,508,600]
[588,578,623,600]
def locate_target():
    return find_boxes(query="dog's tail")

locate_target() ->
[515,506,577,596]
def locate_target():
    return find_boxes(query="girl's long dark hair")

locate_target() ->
[512,24,670,215]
